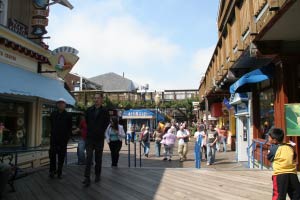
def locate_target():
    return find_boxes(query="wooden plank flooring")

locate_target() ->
[3,165,274,200]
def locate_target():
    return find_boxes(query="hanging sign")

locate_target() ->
[32,18,48,26]
[285,104,300,136]
[32,9,49,17]
[48,46,79,79]
[31,0,49,36]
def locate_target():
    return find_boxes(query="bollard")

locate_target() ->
[139,141,142,168]
[127,134,131,168]
[134,141,137,168]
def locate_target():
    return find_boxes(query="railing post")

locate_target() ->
[134,140,136,168]
[260,143,263,170]
[252,141,255,169]
[14,152,18,167]
[127,134,131,168]
[64,149,68,165]
[139,141,142,168]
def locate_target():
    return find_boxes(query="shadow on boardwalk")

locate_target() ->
[2,140,274,200]
[3,165,273,200]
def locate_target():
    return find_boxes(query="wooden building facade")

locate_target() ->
[198,0,300,167]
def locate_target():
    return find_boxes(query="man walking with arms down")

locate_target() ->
[206,124,218,166]
[83,93,110,187]
[49,98,72,179]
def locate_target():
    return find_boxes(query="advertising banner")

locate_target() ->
[285,104,300,136]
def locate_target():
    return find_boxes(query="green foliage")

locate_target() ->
[74,96,199,122]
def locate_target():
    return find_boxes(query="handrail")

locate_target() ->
[247,141,255,168]
[247,139,267,170]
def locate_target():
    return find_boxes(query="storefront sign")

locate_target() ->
[32,0,49,36]
[32,9,49,17]
[8,18,28,37]
[0,47,38,71]
[285,104,300,136]
[32,18,48,26]
[236,102,248,114]
[0,48,17,63]
[48,46,79,79]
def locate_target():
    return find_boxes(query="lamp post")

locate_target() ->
[155,93,161,129]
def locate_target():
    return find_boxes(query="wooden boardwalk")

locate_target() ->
[3,165,273,200]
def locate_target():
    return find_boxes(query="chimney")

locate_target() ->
[123,72,124,78]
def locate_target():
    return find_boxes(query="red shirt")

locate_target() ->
[79,119,87,140]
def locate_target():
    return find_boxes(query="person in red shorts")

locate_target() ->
[267,128,300,200]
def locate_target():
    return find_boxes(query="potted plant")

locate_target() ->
[0,163,10,198]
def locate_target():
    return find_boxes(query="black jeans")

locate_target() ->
[49,144,67,175]
[108,140,122,166]
[84,139,104,179]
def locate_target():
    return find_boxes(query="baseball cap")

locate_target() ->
[57,98,67,104]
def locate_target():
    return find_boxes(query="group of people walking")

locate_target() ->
[152,122,190,162]
[49,93,126,187]
[49,93,228,188]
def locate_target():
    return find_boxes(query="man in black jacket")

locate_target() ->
[49,98,72,179]
[83,93,110,186]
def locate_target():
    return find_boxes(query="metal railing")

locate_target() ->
[247,139,267,170]
[126,133,142,168]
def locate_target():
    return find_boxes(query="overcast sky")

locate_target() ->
[47,0,219,91]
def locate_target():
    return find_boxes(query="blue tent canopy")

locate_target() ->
[122,109,165,122]
[230,65,274,94]
[0,62,75,105]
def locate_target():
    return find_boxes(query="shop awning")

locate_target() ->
[229,65,274,94]
[0,63,75,105]
[122,109,165,121]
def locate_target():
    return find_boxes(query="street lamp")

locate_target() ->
[155,93,161,128]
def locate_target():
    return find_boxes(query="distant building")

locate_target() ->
[89,72,141,102]
[90,72,138,92]
[64,73,102,107]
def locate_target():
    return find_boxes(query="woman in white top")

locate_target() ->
[105,117,126,167]
[194,124,207,161]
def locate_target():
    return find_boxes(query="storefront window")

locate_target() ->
[259,88,274,139]
[41,104,56,145]
[0,100,28,147]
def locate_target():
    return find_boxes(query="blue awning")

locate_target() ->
[0,63,75,105]
[230,65,274,94]
[122,109,165,121]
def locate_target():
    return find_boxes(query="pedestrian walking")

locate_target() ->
[176,125,190,162]
[267,128,300,200]
[141,126,150,157]
[206,124,218,165]
[215,125,221,152]
[194,124,207,161]
[77,114,87,165]
[128,125,136,143]
[49,98,72,179]
[161,128,176,161]
[219,126,227,152]
[153,126,164,157]
[105,117,126,168]
[82,93,110,187]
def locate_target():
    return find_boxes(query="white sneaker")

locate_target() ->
[206,163,210,166]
